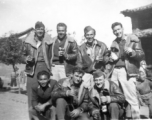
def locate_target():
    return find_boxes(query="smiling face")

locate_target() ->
[35,27,45,40]
[112,25,124,39]
[94,75,105,89]
[73,72,83,85]
[85,30,95,43]
[57,26,67,40]
[38,74,50,87]
[138,71,146,82]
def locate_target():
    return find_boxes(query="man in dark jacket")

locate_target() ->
[51,23,78,80]
[52,67,90,120]
[77,26,109,100]
[110,22,145,119]
[89,70,125,120]
[29,70,57,120]
[22,21,53,119]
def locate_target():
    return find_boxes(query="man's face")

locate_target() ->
[85,30,95,43]
[94,75,105,89]
[138,71,146,81]
[35,27,45,39]
[57,26,67,39]
[38,74,49,87]
[73,72,83,85]
[113,25,124,39]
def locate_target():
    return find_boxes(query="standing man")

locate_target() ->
[110,22,145,119]
[51,67,90,120]
[78,26,109,96]
[22,21,52,119]
[51,23,78,80]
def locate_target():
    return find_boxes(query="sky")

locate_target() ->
[0,0,152,47]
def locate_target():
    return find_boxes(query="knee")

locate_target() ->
[29,107,37,116]
[77,113,90,120]
[56,98,66,105]
[109,103,119,110]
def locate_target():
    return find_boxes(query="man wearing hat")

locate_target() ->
[89,70,125,120]
[22,21,52,119]
[50,23,78,80]
[29,70,57,120]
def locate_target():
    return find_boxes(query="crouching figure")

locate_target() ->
[51,67,90,120]
[136,65,152,118]
[29,70,57,120]
[89,70,125,120]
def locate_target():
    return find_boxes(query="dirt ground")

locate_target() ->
[0,90,149,120]
[0,90,28,120]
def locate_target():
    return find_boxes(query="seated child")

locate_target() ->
[136,65,152,118]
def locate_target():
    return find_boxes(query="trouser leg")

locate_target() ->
[56,98,68,120]
[111,69,119,86]
[75,113,90,120]
[49,106,56,120]
[108,103,120,120]
[29,107,39,120]
[118,68,140,119]
[148,98,152,118]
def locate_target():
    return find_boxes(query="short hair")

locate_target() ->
[93,70,106,79]
[111,22,123,30]
[57,23,67,30]
[37,70,50,80]
[73,67,85,75]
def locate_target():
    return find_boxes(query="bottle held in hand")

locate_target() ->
[27,55,35,64]
[58,47,65,56]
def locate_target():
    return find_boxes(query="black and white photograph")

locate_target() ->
[0,0,152,120]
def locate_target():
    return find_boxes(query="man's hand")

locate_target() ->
[124,47,133,55]
[70,109,81,118]
[92,109,100,120]
[26,55,34,63]
[100,96,107,103]
[66,90,76,97]
[58,51,64,56]
[111,52,118,61]
[35,103,46,112]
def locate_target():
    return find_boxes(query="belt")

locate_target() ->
[115,66,125,69]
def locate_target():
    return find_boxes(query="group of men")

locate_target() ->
[22,21,146,120]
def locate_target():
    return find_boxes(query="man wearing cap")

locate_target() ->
[29,70,57,120]
[110,22,145,119]
[89,70,125,120]
[22,21,52,119]
[51,67,90,120]
[50,23,78,80]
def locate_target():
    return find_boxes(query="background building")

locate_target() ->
[121,3,152,65]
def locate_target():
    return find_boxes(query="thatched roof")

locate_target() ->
[134,28,152,38]
[121,3,152,17]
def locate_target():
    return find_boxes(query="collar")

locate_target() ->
[92,80,109,97]
[116,34,127,43]
[57,35,67,42]
[69,78,74,86]
[85,39,97,48]
[24,31,53,48]
[37,83,51,89]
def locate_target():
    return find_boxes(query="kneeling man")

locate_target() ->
[29,70,57,120]
[89,70,125,120]
[52,67,90,120]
